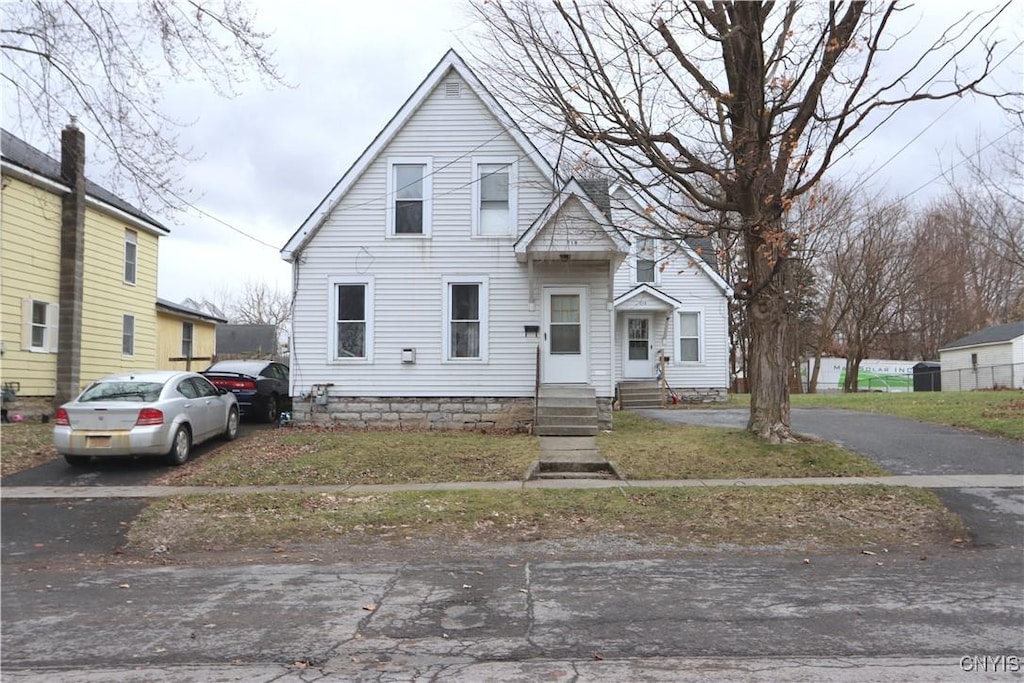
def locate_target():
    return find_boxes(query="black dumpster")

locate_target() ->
[912,361,941,392]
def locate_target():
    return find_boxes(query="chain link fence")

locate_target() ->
[942,363,1024,392]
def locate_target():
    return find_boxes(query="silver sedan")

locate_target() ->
[53,370,239,467]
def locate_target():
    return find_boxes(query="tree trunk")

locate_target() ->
[744,231,794,443]
[808,352,822,393]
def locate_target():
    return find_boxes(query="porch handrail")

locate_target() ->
[534,344,541,434]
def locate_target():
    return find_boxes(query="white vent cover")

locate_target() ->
[444,81,462,98]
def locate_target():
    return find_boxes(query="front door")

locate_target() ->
[543,287,588,383]
[623,315,655,378]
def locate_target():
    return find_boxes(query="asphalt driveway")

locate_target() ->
[636,407,1024,547]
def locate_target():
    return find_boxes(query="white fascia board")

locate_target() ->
[514,179,630,255]
[613,283,682,309]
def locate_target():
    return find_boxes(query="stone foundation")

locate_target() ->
[293,396,536,432]
[674,388,729,404]
[596,397,613,431]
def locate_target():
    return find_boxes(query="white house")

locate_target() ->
[280,50,731,432]
[938,321,1024,391]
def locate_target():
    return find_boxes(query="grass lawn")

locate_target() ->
[0,422,57,477]
[129,485,963,555]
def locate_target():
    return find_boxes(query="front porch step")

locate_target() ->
[525,435,621,481]
[618,381,664,409]
[535,384,599,437]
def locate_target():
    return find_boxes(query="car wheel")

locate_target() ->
[223,407,239,441]
[165,425,191,466]
[262,395,278,424]
[64,454,91,467]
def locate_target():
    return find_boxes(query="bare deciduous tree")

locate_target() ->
[473,0,1018,441]
[1,0,283,212]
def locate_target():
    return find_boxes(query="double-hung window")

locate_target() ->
[472,158,516,236]
[124,229,138,284]
[678,311,701,363]
[388,158,432,236]
[635,236,658,284]
[443,276,489,361]
[122,314,135,356]
[181,322,194,358]
[330,277,373,361]
[21,299,58,352]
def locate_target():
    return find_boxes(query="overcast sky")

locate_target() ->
[14,1,1021,306]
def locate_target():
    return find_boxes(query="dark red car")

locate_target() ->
[201,360,290,423]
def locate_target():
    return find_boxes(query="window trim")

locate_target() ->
[21,298,59,353]
[122,314,136,357]
[328,276,374,362]
[386,157,433,238]
[632,235,660,285]
[442,276,489,363]
[471,157,518,237]
[675,309,703,364]
[124,229,138,285]
[181,321,194,358]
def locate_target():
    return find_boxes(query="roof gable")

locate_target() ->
[613,283,682,311]
[609,184,732,296]
[939,321,1024,351]
[1,128,167,235]
[514,179,630,259]
[281,50,556,260]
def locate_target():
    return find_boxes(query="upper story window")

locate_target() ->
[443,276,489,361]
[330,277,374,361]
[124,229,138,284]
[122,314,135,356]
[387,158,432,237]
[472,158,517,236]
[634,236,657,284]
[21,299,58,352]
[181,322,194,358]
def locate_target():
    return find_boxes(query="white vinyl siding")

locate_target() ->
[122,314,135,356]
[124,229,138,284]
[387,158,432,237]
[472,158,517,236]
[288,73,617,398]
[443,276,489,362]
[21,299,58,352]
[329,277,374,362]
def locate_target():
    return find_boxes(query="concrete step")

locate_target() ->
[536,415,599,429]
[537,384,597,399]
[535,424,598,437]
[533,470,619,480]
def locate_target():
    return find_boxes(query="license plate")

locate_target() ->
[86,436,112,449]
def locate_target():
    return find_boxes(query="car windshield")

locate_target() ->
[79,381,164,403]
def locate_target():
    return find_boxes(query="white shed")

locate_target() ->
[937,321,1024,391]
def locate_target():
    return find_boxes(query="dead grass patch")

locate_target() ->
[1,422,57,477]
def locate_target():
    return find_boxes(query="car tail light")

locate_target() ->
[136,408,164,426]
[55,408,70,426]
[211,378,256,391]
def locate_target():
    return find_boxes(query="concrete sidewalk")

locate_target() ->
[1,473,1020,499]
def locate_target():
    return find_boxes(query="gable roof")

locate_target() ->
[609,183,732,296]
[938,321,1024,352]
[156,298,227,325]
[513,178,631,259]
[1,128,168,235]
[613,283,683,311]
[280,50,556,261]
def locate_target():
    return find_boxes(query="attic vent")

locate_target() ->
[444,81,462,98]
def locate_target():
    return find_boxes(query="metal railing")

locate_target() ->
[804,362,1023,392]
[942,363,1024,392]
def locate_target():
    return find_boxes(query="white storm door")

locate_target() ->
[623,315,655,378]
[543,287,588,384]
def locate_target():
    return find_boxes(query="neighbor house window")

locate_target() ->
[330,277,373,360]
[472,158,516,236]
[388,158,432,236]
[635,236,657,283]
[21,299,58,352]
[181,322,194,358]
[122,314,135,356]
[678,311,701,363]
[444,276,489,361]
[124,229,138,284]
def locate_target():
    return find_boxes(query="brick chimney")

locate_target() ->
[54,120,86,407]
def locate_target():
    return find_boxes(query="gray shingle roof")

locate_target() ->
[1,128,167,233]
[156,298,227,324]
[939,321,1024,351]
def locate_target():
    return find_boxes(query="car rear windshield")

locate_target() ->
[79,382,164,403]
[206,361,265,374]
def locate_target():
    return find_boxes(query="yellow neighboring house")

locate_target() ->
[1,124,169,404]
[156,298,226,372]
